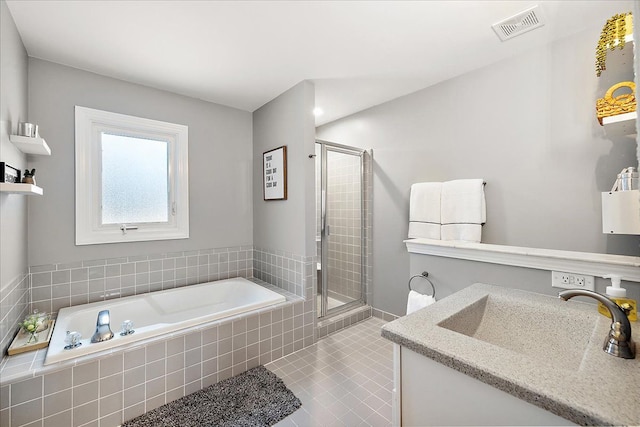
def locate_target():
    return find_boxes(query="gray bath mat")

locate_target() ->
[123,365,301,427]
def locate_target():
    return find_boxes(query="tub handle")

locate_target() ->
[120,320,135,336]
[64,331,82,350]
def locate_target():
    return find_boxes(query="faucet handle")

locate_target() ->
[64,331,82,349]
[120,320,135,336]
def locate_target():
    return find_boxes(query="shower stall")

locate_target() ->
[315,140,369,318]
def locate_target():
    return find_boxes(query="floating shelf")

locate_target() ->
[0,183,43,195]
[9,135,51,156]
[603,111,637,137]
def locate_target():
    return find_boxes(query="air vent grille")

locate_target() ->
[492,5,545,41]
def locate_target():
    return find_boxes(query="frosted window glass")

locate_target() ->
[101,133,169,224]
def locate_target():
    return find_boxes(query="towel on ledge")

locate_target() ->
[440,179,485,243]
[441,224,483,242]
[409,182,442,239]
[441,179,486,224]
[408,222,441,240]
[406,290,436,315]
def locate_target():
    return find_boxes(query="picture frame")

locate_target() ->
[0,162,21,183]
[263,146,287,200]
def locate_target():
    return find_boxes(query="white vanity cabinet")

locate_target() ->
[382,284,640,427]
[393,344,575,426]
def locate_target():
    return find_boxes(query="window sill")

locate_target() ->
[405,238,640,283]
[76,228,189,245]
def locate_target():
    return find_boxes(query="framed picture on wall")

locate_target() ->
[0,162,21,183]
[263,146,287,200]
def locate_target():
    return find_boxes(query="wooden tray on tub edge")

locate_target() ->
[7,319,55,356]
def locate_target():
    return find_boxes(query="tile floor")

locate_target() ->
[268,317,393,427]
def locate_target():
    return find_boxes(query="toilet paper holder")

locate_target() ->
[408,271,436,298]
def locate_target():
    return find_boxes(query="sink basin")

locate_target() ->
[437,292,599,371]
[381,283,640,426]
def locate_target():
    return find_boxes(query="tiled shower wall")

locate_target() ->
[0,274,29,357]
[314,148,373,317]
[326,152,364,302]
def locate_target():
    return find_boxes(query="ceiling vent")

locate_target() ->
[492,5,545,41]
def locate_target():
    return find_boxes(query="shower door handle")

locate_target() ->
[321,188,330,237]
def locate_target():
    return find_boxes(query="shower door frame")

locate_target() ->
[317,139,366,319]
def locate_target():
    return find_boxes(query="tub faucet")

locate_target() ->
[91,310,114,343]
[559,289,635,359]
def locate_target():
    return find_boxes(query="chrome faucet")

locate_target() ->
[559,289,635,359]
[90,310,114,343]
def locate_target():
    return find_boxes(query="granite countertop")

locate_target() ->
[381,283,640,426]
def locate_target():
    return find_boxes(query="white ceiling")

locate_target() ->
[5,1,631,125]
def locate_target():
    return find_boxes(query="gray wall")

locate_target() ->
[0,0,30,354]
[253,81,316,258]
[409,255,640,309]
[0,0,28,289]
[317,27,640,315]
[27,59,253,266]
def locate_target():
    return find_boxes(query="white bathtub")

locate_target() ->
[45,277,286,365]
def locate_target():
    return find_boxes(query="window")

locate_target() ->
[75,106,189,245]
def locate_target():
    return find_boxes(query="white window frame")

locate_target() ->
[75,106,189,245]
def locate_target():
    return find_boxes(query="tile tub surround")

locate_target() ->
[381,283,640,426]
[28,246,255,315]
[0,281,313,427]
[0,273,29,357]
[252,247,314,299]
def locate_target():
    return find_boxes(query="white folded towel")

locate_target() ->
[408,222,441,240]
[406,290,436,315]
[441,224,483,243]
[441,179,486,225]
[409,182,442,239]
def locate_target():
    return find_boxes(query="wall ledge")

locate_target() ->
[405,238,640,283]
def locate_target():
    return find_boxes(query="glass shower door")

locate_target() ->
[318,142,365,318]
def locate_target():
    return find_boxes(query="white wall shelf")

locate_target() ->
[603,111,637,137]
[0,183,43,195]
[405,238,640,283]
[9,135,51,156]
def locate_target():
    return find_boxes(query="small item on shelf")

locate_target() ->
[611,167,639,192]
[20,310,50,344]
[597,275,637,322]
[0,162,21,183]
[22,168,36,185]
[596,81,636,125]
[595,12,633,77]
[17,122,39,138]
[7,310,55,355]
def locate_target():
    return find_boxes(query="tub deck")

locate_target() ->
[0,278,299,385]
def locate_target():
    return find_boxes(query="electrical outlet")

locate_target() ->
[551,271,595,291]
